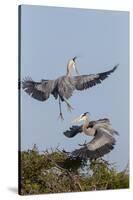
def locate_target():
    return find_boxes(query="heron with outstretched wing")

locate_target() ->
[63,112,118,160]
[22,57,118,119]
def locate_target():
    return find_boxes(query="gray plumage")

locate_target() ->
[22,65,118,101]
[22,58,118,118]
[63,114,118,159]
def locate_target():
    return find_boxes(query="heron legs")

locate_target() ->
[58,97,64,120]
[63,98,73,112]
[58,97,73,120]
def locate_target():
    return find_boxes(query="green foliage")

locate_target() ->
[19,145,129,195]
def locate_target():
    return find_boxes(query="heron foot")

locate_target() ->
[66,103,73,112]
[58,112,64,121]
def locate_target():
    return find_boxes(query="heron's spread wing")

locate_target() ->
[63,125,83,138]
[91,119,119,135]
[63,118,112,138]
[74,65,118,91]
[22,77,55,101]
[87,128,115,150]
[89,118,110,127]
[72,127,116,159]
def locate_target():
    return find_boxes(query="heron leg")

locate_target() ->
[58,97,64,120]
[63,98,73,112]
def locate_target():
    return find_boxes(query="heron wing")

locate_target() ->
[87,128,115,150]
[74,65,118,91]
[22,77,55,101]
[89,118,110,127]
[63,118,111,138]
[92,119,119,135]
[63,125,83,138]
[72,127,116,159]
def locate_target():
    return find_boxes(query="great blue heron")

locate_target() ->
[22,57,118,119]
[63,112,118,159]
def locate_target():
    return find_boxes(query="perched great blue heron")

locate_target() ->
[22,57,118,119]
[63,112,118,159]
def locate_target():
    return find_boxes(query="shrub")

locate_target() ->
[19,145,129,195]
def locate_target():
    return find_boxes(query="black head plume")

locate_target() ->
[72,56,77,62]
[82,112,89,117]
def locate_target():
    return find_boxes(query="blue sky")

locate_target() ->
[20,5,129,171]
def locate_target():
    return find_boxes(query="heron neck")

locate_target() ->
[82,117,95,136]
[84,117,90,127]
[83,118,90,135]
[66,67,72,76]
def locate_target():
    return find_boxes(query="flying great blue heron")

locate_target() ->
[63,112,118,159]
[22,57,118,119]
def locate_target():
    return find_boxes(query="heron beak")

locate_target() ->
[72,116,82,124]
[72,57,80,75]
[75,66,80,75]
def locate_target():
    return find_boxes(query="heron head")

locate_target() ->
[72,112,90,124]
[67,56,79,75]
[72,56,77,62]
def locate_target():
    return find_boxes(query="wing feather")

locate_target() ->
[22,77,55,101]
[63,125,82,138]
[74,65,118,91]
[63,118,111,138]
[71,127,116,159]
